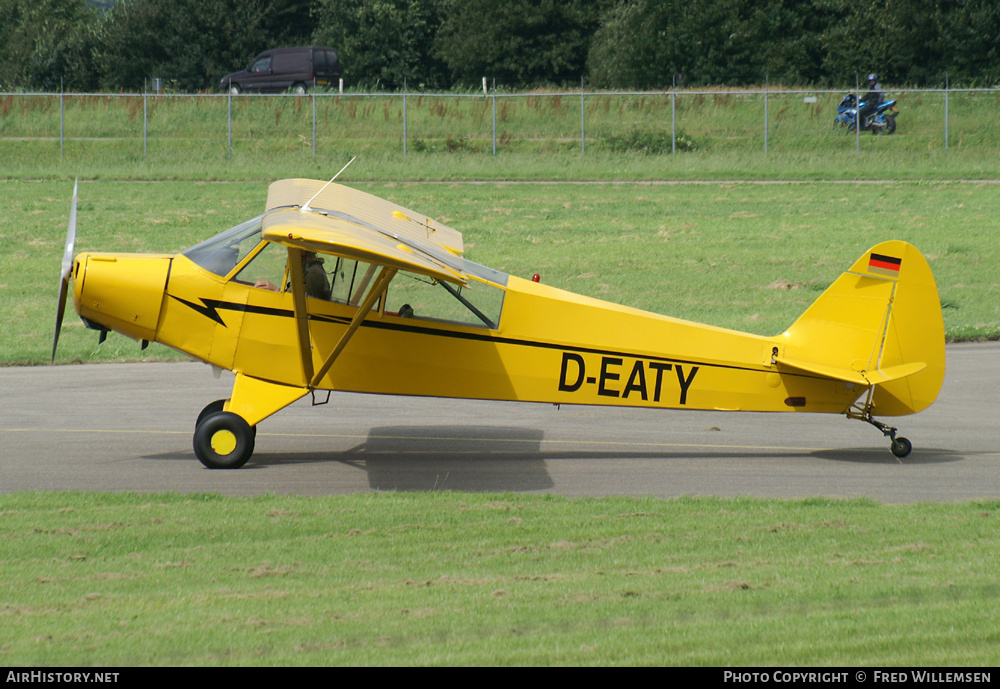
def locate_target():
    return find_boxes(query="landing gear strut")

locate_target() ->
[846,390,912,458]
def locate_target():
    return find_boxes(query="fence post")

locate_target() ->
[143,85,148,157]
[855,74,860,152]
[312,80,317,157]
[764,74,768,154]
[403,78,407,157]
[227,90,232,156]
[492,79,497,157]
[580,77,585,154]
[944,75,949,151]
[671,75,677,154]
[60,81,65,158]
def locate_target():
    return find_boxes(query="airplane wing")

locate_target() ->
[262,179,470,284]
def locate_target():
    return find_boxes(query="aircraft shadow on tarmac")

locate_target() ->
[810,448,964,465]
[143,424,965,492]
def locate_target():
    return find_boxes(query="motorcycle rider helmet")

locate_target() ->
[868,73,878,83]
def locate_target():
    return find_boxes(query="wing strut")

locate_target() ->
[309,266,397,389]
[287,248,315,386]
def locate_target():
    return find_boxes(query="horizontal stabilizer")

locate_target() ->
[862,361,927,385]
[775,356,926,386]
[775,356,866,384]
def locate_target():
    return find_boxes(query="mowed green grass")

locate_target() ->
[3,178,997,364]
[1,491,998,666]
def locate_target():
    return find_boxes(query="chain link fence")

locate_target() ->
[1,87,998,158]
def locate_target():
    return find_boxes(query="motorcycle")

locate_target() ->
[835,94,899,134]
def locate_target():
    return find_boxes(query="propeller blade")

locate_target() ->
[61,180,78,281]
[52,180,78,363]
[52,276,70,362]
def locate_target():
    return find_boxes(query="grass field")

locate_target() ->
[1,491,998,666]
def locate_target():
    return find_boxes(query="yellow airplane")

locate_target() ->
[53,178,945,469]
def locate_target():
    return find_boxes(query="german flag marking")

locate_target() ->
[868,252,902,277]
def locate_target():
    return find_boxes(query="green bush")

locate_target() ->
[605,128,697,154]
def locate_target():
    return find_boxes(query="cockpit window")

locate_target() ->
[384,272,504,329]
[183,213,507,328]
[328,256,380,306]
[183,215,264,277]
[235,242,289,292]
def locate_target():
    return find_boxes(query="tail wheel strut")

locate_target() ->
[846,390,912,458]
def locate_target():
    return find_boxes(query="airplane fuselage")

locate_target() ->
[75,250,863,423]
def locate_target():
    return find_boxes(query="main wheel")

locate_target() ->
[291,82,308,95]
[194,411,256,469]
[227,83,241,95]
[883,114,897,134]
[890,437,912,458]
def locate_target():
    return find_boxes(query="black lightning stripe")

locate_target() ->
[169,295,294,326]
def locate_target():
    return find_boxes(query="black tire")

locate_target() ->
[883,114,897,134]
[194,411,256,469]
[890,437,912,458]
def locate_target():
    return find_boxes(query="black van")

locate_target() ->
[220,47,342,94]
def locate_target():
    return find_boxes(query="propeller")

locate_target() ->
[51,179,78,363]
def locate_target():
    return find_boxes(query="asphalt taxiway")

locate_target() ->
[2,343,997,502]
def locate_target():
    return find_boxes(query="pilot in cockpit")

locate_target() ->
[254,251,331,300]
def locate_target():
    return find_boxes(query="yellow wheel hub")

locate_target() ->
[210,429,238,455]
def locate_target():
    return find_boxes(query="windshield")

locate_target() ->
[183,215,264,277]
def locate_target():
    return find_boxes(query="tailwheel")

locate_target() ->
[846,391,914,458]
[194,411,256,469]
[891,437,912,458]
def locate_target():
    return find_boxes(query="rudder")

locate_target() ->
[779,241,944,416]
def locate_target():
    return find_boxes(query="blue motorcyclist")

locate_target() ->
[858,73,884,129]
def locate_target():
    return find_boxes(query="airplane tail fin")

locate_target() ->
[776,241,945,416]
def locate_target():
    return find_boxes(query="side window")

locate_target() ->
[250,56,271,72]
[329,256,381,306]
[236,242,288,292]
[383,272,504,329]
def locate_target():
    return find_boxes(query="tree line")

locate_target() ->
[2,0,998,93]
